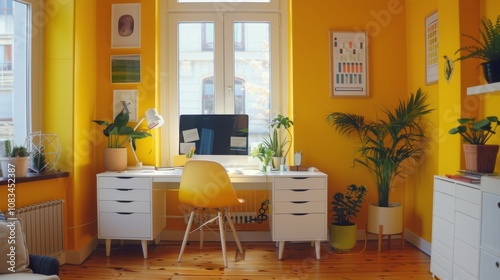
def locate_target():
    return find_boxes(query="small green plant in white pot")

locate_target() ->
[1,140,30,178]
[330,184,367,251]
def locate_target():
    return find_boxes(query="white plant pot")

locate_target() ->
[367,202,403,235]
[1,156,29,178]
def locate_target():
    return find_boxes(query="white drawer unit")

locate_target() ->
[270,174,327,260]
[97,175,166,259]
[431,176,481,280]
[479,176,500,280]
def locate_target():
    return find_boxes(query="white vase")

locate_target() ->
[0,156,29,178]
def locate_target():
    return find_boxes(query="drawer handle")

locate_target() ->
[117,200,132,203]
[496,262,499,268]
[497,202,500,209]
[292,189,308,192]
[292,201,308,204]
[291,177,308,180]
[292,213,308,216]
[116,177,134,179]
[116,212,133,215]
[116,188,133,191]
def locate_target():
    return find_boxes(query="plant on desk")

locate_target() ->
[251,143,274,172]
[262,114,293,170]
[330,184,367,251]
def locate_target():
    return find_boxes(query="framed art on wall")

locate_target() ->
[425,11,438,84]
[330,31,369,97]
[113,89,138,122]
[111,3,141,48]
[111,55,141,84]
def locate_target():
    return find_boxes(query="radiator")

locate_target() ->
[11,200,64,257]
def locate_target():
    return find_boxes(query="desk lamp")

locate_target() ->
[129,108,164,169]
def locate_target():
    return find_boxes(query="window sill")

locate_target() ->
[0,171,69,186]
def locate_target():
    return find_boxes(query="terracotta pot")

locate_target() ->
[329,223,357,252]
[0,156,29,178]
[367,202,403,235]
[463,144,499,173]
[103,148,127,171]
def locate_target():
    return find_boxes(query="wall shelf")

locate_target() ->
[467,82,500,95]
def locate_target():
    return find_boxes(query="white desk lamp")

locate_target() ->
[129,108,164,169]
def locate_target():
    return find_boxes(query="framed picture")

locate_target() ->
[425,11,438,84]
[111,3,141,48]
[113,89,138,122]
[330,31,369,97]
[111,55,141,83]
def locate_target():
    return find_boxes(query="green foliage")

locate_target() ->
[93,110,151,149]
[251,143,274,167]
[32,147,47,173]
[263,114,294,158]
[1,140,29,157]
[455,15,500,62]
[449,116,499,144]
[331,184,367,226]
[326,89,433,207]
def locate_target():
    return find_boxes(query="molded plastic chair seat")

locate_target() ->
[177,160,245,267]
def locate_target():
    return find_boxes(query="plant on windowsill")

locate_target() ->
[449,116,499,173]
[262,114,293,170]
[330,184,367,251]
[93,110,152,171]
[0,139,30,178]
[454,15,500,83]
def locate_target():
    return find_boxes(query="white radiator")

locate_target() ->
[12,200,64,257]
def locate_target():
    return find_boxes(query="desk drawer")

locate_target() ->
[274,189,325,202]
[273,213,326,240]
[98,177,151,190]
[99,188,149,201]
[274,201,325,214]
[274,177,325,190]
[99,201,150,213]
[99,212,151,239]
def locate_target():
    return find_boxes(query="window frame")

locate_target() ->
[160,0,288,166]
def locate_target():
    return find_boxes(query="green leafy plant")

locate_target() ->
[326,89,433,207]
[1,140,29,157]
[262,114,293,158]
[93,110,152,149]
[331,184,367,226]
[251,143,274,171]
[31,146,47,173]
[455,15,500,62]
[449,116,499,144]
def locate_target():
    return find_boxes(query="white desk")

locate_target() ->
[97,169,327,259]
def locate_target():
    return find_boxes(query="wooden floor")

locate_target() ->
[60,240,433,279]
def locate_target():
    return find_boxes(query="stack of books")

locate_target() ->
[445,170,497,184]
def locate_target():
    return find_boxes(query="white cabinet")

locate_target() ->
[431,176,481,280]
[270,174,327,260]
[479,176,500,279]
[97,175,166,258]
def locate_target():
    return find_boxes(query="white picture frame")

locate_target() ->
[111,3,141,48]
[111,55,141,84]
[113,89,138,122]
[425,11,438,85]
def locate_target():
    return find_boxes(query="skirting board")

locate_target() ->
[65,236,98,265]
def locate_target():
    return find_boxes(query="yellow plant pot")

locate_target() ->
[329,223,357,252]
[103,148,127,171]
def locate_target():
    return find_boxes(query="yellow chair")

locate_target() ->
[177,160,245,267]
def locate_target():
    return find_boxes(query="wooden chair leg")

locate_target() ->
[178,211,195,263]
[225,211,244,254]
[199,210,204,249]
[218,211,228,267]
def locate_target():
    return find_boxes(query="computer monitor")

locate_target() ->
[179,114,249,155]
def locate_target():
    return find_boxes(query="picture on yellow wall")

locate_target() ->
[111,55,141,84]
[113,90,138,122]
[111,3,141,48]
[425,11,438,84]
[330,31,368,97]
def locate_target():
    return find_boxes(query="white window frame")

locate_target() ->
[160,0,288,166]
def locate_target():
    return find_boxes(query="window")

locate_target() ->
[162,0,286,163]
[0,0,42,144]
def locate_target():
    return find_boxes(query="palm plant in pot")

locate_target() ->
[326,89,433,243]
[262,114,293,170]
[454,15,500,83]
[449,116,499,173]
[330,184,367,251]
[93,109,151,171]
[0,140,30,178]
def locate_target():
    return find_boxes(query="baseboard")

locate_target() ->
[65,236,98,264]
[161,230,273,242]
[403,228,431,256]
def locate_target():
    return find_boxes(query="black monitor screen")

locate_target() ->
[179,114,249,155]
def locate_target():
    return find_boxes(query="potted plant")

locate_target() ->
[449,116,499,173]
[454,15,500,83]
[30,145,47,174]
[262,114,293,170]
[251,143,274,172]
[93,109,152,171]
[330,184,367,251]
[326,89,433,240]
[1,140,30,178]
